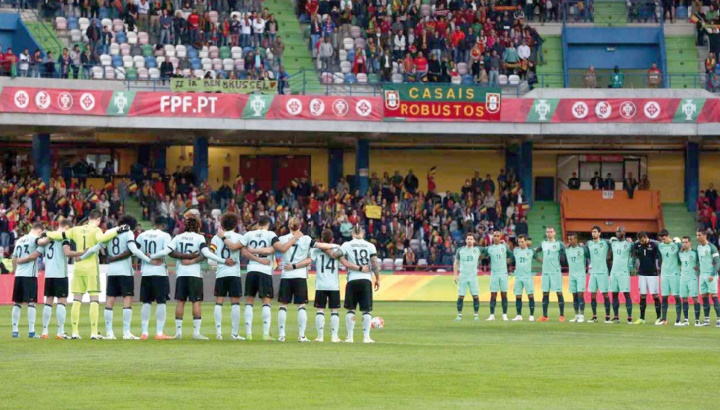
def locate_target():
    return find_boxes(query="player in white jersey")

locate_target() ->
[292,229,368,342]
[276,217,338,342]
[101,215,146,340]
[131,217,175,340]
[157,214,235,340]
[233,215,299,341]
[40,219,101,340]
[339,225,381,343]
[11,222,51,338]
[211,213,271,340]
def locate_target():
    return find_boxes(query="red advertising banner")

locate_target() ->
[127,92,248,118]
[3,87,720,125]
[0,87,112,115]
[265,95,382,121]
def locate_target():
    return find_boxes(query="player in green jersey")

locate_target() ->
[565,233,588,323]
[609,227,634,324]
[482,230,510,321]
[586,226,612,323]
[657,230,682,325]
[677,236,701,326]
[695,229,720,327]
[453,233,482,321]
[534,227,566,322]
[511,235,535,321]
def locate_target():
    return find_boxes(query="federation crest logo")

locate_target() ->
[486,92,501,114]
[571,101,588,119]
[355,99,372,117]
[80,93,95,111]
[534,99,551,121]
[681,99,697,121]
[594,101,611,119]
[643,101,661,119]
[112,92,128,114]
[14,90,29,108]
[619,101,637,119]
[332,99,349,116]
[384,90,400,110]
[249,95,266,117]
[35,91,51,110]
[58,92,73,111]
[286,98,302,116]
[309,98,325,116]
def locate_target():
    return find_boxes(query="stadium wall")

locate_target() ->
[166,146,329,188]
[647,152,684,203]
[342,149,504,193]
[700,152,720,191]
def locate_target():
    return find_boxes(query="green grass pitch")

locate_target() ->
[0,301,718,409]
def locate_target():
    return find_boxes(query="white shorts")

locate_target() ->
[638,276,659,295]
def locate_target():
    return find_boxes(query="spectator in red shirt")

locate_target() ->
[450,26,465,63]
[187,9,200,44]
[414,51,428,81]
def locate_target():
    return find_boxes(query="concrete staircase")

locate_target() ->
[525,201,561,269]
[593,0,628,27]
[537,35,564,88]
[263,0,322,93]
[664,35,702,89]
[526,201,562,242]
[19,9,66,58]
[661,203,697,241]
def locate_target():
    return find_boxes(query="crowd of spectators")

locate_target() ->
[298,0,545,84]
[1,0,292,82]
[132,165,528,268]
[0,157,123,259]
[0,153,528,270]
[697,183,720,242]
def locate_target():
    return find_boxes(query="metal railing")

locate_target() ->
[562,0,666,26]
[537,72,708,89]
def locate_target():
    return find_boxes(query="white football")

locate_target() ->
[673,237,681,244]
[371,317,384,329]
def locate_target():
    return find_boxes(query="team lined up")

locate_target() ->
[10,210,382,343]
[453,226,720,327]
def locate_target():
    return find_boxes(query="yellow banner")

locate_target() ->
[365,205,382,219]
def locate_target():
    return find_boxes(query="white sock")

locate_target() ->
[122,308,132,335]
[141,303,151,335]
[214,304,223,335]
[175,318,183,335]
[362,313,372,339]
[298,307,307,338]
[57,303,66,335]
[42,304,52,334]
[261,304,271,337]
[278,306,287,338]
[244,304,253,337]
[11,304,20,333]
[231,303,240,336]
[346,311,355,340]
[28,304,37,333]
[104,307,114,336]
[330,313,340,339]
[316,312,325,339]
[156,304,167,335]
[193,317,202,336]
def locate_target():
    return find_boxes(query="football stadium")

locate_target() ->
[1,0,719,408]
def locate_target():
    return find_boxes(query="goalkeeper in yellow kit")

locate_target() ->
[46,210,127,339]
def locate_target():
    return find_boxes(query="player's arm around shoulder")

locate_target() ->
[45,226,72,241]
[95,225,121,243]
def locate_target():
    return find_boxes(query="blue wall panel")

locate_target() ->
[564,27,663,71]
